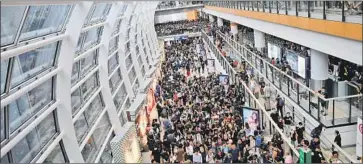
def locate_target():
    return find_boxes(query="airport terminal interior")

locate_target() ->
[0,0,363,163]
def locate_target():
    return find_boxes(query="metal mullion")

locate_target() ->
[8,149,14,163]
[3,58,15,96]
[342,1,345,22]
[59,140,70,162]
[53,108,61,133]
[60,5,75,32]
[12,6,30,47]
[84,4,96,27]
[4,106,10,142]
[308,1,311,18]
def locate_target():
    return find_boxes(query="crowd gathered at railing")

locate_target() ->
[157,1,204,10]
[210,28,350,163]
[155,20,209,37]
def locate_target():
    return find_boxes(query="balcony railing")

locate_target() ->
[205,1,362,24]
[201,29,359,163]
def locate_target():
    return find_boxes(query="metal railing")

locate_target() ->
[202,31,301,162]
[156,2,204,10]
[205,1,362,24]
[216,30,362,127]
[202,30,359,163]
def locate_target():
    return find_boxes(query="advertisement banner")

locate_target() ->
[219,75,229,85]
[297,56,306,78]
[285,50,298,72]
[242,107,260,134]
[146,88,156,114]
[267,43,281,59]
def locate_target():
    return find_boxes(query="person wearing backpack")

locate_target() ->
[276,95,285,118]
[310,124,323,138]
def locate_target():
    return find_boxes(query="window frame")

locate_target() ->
[1,5,73,51]
[2,110,60,163]
[1,41,61,99]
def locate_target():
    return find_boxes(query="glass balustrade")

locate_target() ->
[206,1,362,24]
[213,30,362,127]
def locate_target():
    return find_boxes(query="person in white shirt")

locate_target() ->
[186,142,194,161]
[193,150,203,163]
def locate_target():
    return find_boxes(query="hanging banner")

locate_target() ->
[146,88,156,114]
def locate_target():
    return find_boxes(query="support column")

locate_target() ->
[254,29,265,52]
[230,22,238,35]
[230,22,238,41]
[310,49,329,80]
[209,14,215,22]
[55,2,94,162]
[217,17,223,27]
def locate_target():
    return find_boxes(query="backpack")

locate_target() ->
[256,135,263,147]
[278,98,285,106]
[310,128,321,138]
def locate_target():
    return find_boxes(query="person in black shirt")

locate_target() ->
[311,148,325,163]
[276,95,285,118]
[296,122,305,144]
[283,112,293,137]
[151,147,161,163]
[270,110,279,125]
[333,130,342,151]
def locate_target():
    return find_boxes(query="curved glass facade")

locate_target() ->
[1,1,160,163]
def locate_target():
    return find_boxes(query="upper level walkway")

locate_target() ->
[202,2,363,65]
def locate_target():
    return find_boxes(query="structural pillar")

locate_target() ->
[209,14,215,22]
[254,29,265,52]
[217,17,223,27]
[310,49,329,90]
[230,22,238,41]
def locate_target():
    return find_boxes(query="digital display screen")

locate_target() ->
[267,43,281,59]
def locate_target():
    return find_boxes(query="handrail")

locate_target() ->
[216,31,321,97]
[202,30,300,158]
[253,74,359,163]
[206,30,359,163]
[216,30,363,101]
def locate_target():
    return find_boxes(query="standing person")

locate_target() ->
[206,149,215,163]
[283,112,293,136]
[284,152,293,163]
[333,130,342,151]
[316,87,329,116]
[276,95,285,118]
[151,146,161,163]
[196,60,202,75]
[230,144,240,163]
[328,151,341,163]
[176,144,185,163]
[193,149,203,163]
[296,122,305,144]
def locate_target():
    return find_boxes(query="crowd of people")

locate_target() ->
[155,20,209,36]
[147,18,349,163]
[157,1,203,9]
[146,35,299,163]
[212,27,346,163]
